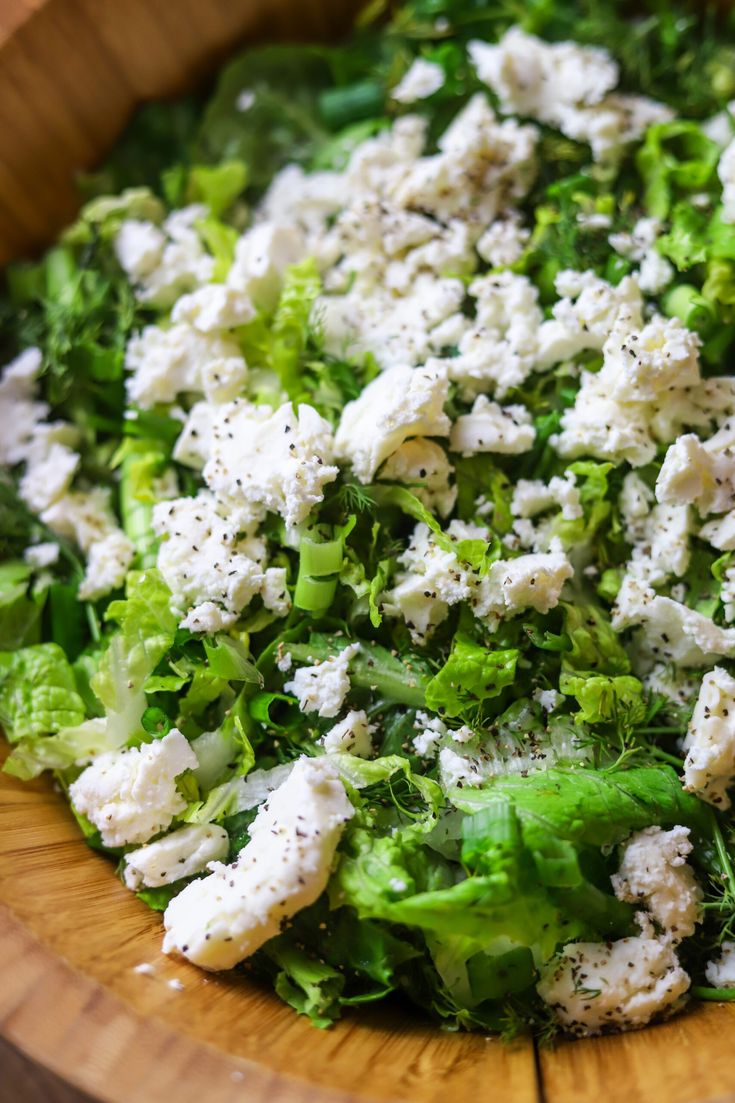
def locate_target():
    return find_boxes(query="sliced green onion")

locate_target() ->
[294,573,338,613]
[299,536,344,578]
[691,986,735,1001]
[318,81,385,129]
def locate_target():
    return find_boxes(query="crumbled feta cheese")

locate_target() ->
[117,206,215,307]
[603,316,701,403]
[412,711,447,757]
[538,270,643,369]
[260,567,291,618]
[469,28,672,161]
[705,942,735,988]
[115,219,166,282]
[611,826,702,941]
[320,710,373,756]
[656,429,735,516]
[511,473,582,521]
[476,215,530,267]
[42,488,117,552]
[555,308,701,464]
[554,373,654,467]
[643,664,699,710]
[172,401,216,469]
[335,363,450,483]
[438,745,486,789]
[392,94,538,224]
[204,399,338,527]
[384,521,480,643]
[610,216,673,294]
[537,934,689,1036]
[445,272,543,398]
[123,823,230,890]
[18,440,79,512]
[534,687,562,713]
[180,602,237,634]
[227,221,306,310]
[625,503,691,587]
[41,487,134,602]
[638,249,674,295]
[613,577,735,666]
[449,395,535,455]
[78,529,136,602]
[469,28,619,120]
[125,323,247,408]
[153,490,271,628]
[69,729,197,848]
[683,666,735,808]
[23,541,60,569]
[171,284,255,334]
[284,643,361,718]
[162,757,353,969]
[379,438,456,517]
[472,548,573,624]
[392,58,445,104]
[260,165,344,242]
[319,274,466,370]
[719,138,735,224]
[0,348,48,466]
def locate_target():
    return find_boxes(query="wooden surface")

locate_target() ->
[0,1038,96,1103]
[0,0,363,263]
[2,0,735,1100]
[3,751,735,1103]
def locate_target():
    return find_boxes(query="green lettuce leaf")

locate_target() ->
[92,570,177,743]
[425,636,518,719]
[0,642,85,744]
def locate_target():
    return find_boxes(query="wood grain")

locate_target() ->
[2,1,735,1101]
[0,751,539,1103]
[0,0,363,263]
[0,1037,96,1103]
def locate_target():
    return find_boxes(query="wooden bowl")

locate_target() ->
[1,4,735,1102]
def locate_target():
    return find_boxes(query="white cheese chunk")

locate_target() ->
[284,643,361,719]
[117,206,215,308]
[152,490,271,629]
[445,271,542,398]
[611,826,702,941]
[378,438,456,517]
[537,935,689,1036]
[470,29,672,162]
[511,473,582,521]
[69,729,197,848]
[335,363,450,483]
[320,710,374,756]
[78,529,136,602]
[449,394,535,455]
[392,58,445,103]
[227,221,306,310]
[23,541,60,569]
[705,942,735,988]
[472,548,573,624]
[476,215,530,267]
[125,323,247,409]
[683,666,735,808]
[203,399,338,527]
[171,284,255,334]
[613,577,735,667]
[123,823,229,890]
[162,757,353,969]
[384,521,481,643]
[0,348,48,466]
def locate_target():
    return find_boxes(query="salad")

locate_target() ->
[5,0,735,1041]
